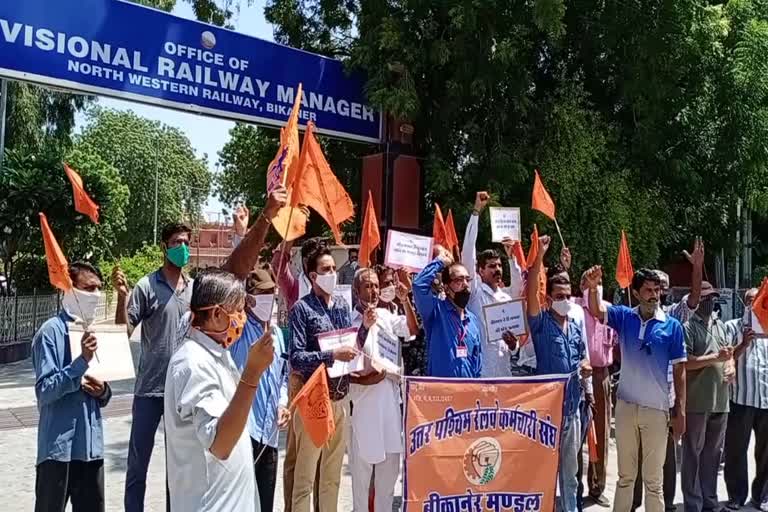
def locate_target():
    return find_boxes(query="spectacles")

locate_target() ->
[451,276,471,284]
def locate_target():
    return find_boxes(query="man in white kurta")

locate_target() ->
[348,272,410,512]
[462,191,526,377]
[164,328,257,512]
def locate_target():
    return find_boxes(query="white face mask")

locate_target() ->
[743,307,751,324]
[550,298,571,317]
[314,272,337,295]
[62,288,102,326]
[380,285,396,303]
[250,294,275,323]
[582,285,603,303]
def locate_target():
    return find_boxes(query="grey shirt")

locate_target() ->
[128,269,192,397]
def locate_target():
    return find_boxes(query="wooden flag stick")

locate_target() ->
[553,218,566,249]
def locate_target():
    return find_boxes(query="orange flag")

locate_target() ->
[616,230,634,289]
[267,83,303,192]
[511,241,527,270]
[290,364,335,448]
[358,190,380,267]
[445,210,460,255]
[39,213,72,292]
[433,204,448,248]
[290,122,354,245]
[532,169,556,220]
[63,163,99,224]
[587,421,599,462]
[752,278,768,332]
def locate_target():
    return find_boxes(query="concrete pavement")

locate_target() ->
[0,331,759,511]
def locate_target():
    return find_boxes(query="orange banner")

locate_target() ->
[403,376,567,512]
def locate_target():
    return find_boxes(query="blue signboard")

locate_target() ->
[0,0,381,143]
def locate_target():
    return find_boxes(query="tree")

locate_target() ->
[136,0,254,27]
[259,0,768,282]
[0,148,130,291]
[75,107,212,253]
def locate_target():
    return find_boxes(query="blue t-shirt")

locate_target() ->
[608,306,686,411]
[528,311,585,416]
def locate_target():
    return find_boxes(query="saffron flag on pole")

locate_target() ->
[267,83,303,192]
[752,278,768,333]
[290,122,355,245]
[445,210,460,255]
[433,204,448,248]
[532,169,556,221]
[358,190,380,268]
[616,230,634,290]
[39,213,72,292]
[290,364,335,448]
[63,163,100,224]
[526,225,540,270]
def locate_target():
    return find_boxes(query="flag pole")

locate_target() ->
[553,218,566,248]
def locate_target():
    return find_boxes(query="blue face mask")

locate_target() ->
[166,244,190,268]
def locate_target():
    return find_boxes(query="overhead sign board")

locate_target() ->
[0,0,382,143]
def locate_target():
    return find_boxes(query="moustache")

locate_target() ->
[493,271,502,279]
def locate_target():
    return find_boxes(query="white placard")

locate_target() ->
[489,207,521,242]
[482,299,528,342]
[69,323,136,382]
[371,323,402,374]
[384,230,433,273]
[317,327,364,378]
[334,284,353,312]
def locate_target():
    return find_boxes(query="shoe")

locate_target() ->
[588,495,611,508]
[759,499,768,512]
[725,502,741,511]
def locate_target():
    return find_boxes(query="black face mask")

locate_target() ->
[660,293,672,307]
[452,289,471,309]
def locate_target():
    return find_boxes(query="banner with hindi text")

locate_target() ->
[403,376,567,512]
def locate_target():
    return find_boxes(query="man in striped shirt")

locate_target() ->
[723,288,767,512]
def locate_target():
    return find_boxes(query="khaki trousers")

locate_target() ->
[292,396,348,512]
[613,400,669,512]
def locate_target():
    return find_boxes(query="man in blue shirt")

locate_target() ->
[584,266,687,512]
[412,246,482,378]
[288,246,359,512]
[229,268,290,512]
[32,262,112,512]
[526,235,588,512]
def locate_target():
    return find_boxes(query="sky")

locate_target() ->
[74,0,274,217]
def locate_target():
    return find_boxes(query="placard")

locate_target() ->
[371,323,402,374]
[317,327,364,378]
[482,299,528,342]
[69,323,136,382]
[489,207,521,242]
[334,284,353,312]
[384,230,433,273]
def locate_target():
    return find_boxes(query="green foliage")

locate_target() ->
[75,107,212,253]
[0,148,129,289]
[258,0,768,280]
[100,244,164,293]
[135,0,253,27]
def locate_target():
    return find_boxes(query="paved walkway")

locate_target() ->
[0,331,759,511]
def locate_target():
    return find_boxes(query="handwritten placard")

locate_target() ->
[317,327,364,378]
[69,323,136,382]
[482,299,528,342]
[371,323,402,374]
[489,207,521,242]
[384,230,433,273]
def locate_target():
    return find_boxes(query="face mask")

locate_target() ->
[452,289,471,309]
[314,272,337,295]
[742,307,751,324]
[166,244,190,268]
[582,285,603,303]
[250,294,275,323]
[62,288,102,326]
[200,306,246,347]
[660,293,672,307]
[380,285,396,303]
[551,299,571,317]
